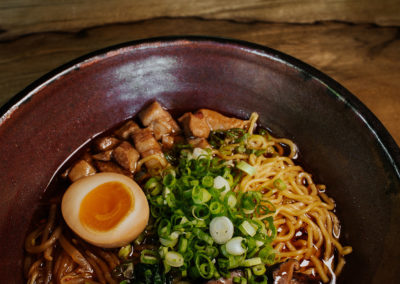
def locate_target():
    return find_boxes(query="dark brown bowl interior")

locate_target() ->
[0,36,399,283]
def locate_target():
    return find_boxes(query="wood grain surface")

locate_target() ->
[0,3,399,144]
[0,0,400,40]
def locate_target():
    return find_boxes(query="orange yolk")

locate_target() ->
[79,181,134,232]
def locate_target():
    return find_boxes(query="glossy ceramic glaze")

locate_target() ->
[0,37,399,283]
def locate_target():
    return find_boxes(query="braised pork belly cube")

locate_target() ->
[68,160,96,182]
[139,101,180,139]
[114,120,140,140]
[178,112,210,138]
[112,141,140,172]
[93,136,120,152]
[178,109,248,139]
[161,135,186,150]
[132,128,167,169]
[94,160,132,178]
[161,135,175,150]
[92,150,113,161]
[197,109,248,131]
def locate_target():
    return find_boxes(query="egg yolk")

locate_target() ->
[79,181,134,232]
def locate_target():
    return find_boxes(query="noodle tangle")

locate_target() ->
[222,113,352,283]
[24,205,120,284]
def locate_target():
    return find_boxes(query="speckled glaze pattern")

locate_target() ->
[0,37,399,283]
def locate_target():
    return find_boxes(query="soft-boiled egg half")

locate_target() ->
[61,172,149,248]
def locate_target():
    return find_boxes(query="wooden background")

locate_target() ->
[0,0,399,144]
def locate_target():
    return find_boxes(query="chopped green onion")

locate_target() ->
[118,244,131,260]
[213,176,231,196]
[140,249,159,265]
[193,228,214,245]
[158,246,168,258]
[202,176,214,188]
[239,220,257,237]
[224,192,237,208]
[138,135,278,281]
[258,245,275,265]
[273,178,287,191]
[192,205,210,220]
[195,253,215,279]
[192,187,212,204]
[178,237,188,253]
[134,232,145,245]
[160,231,179,247]
[242,257,262,267]
[236,161,256,175]
[226,237,246,256]
[252,264,266,276]
[209,201,224,215]
[163,173,176,187]
[144,177,162,196]
[254,149,266,156]
[165,251,184,267]
[209,216,234,244]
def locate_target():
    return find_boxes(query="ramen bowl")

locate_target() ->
[0,36,399,283]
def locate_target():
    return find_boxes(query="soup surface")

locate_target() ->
[24,101,352,284]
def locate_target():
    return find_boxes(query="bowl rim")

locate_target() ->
[1,35,399,180]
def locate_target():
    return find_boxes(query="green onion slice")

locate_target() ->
[226,237,246,256]
[209,216,234,244]
[236,161,256,175]
[165,251,184,267]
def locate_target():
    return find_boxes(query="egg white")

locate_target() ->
[61,172,149,248]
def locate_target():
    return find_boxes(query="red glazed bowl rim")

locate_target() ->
[2,36,399,176]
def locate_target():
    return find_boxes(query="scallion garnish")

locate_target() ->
[236,161,256,175]
[273,178,287,191]
[139,146,276,281]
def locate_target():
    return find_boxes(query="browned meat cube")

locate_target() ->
[268,259,319,283]
[151,119,174,140]
[139,101,180,139]
[161,135,175,150]
[94,161,132,178]
[197,109,248,131]
[112,141,140,172]
[132,128,167,169]
[114,120,140,140]
[93,136,120,152]
[92,150,113,161]
[188,137,211,149]
[68,160,96,182]
[178,112,210,138]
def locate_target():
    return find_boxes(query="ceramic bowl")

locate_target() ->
[0,36,399,283]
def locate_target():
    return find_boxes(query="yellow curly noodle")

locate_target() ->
[217,113,352,283]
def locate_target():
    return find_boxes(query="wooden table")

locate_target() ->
[1,0,399,144]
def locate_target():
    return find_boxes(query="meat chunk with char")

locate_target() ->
[268,259,320,284]
[178,112,210,138]
[68,160,96,182]
[93,136,120,152]
[94,160,132,178]
[132,128,167,169]
[139,101,180,140]
[179,109,248,139]
[197,109,248,131]
[112,141,140,173]
[92,150,113,161]
[114,120,140,140]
